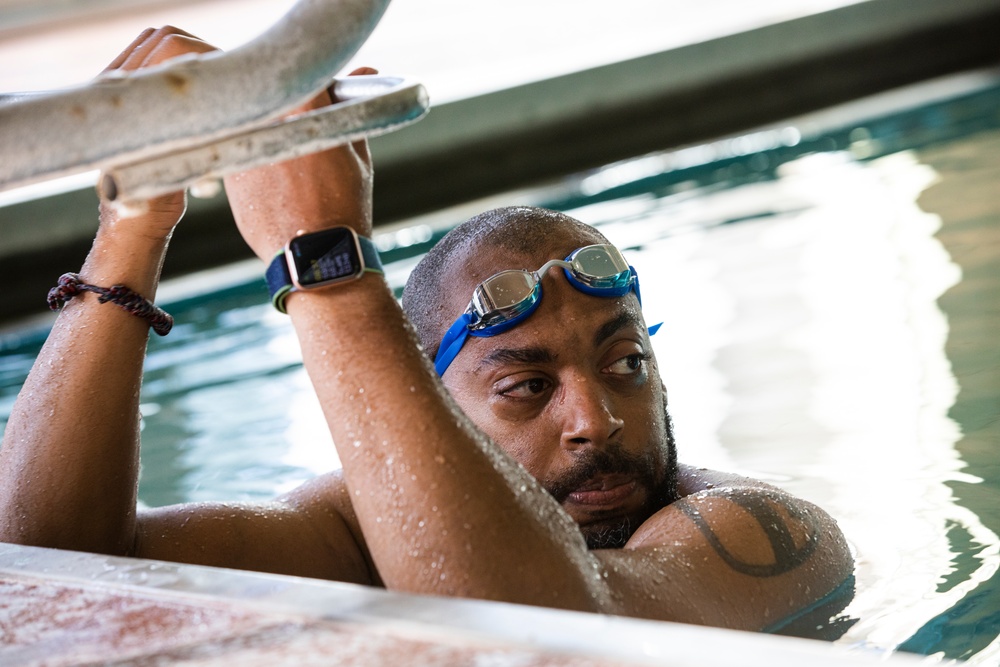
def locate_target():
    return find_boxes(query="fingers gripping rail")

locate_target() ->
[0,0,429,209]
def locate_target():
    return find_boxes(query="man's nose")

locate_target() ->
[558,374,624,450]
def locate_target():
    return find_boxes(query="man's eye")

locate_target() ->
[606,353,647,376]
[500,377,550,399]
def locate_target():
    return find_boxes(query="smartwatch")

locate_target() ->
[265,226,383,313]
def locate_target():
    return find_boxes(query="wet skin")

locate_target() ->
[439,235,677,549]
[0,27,854,631]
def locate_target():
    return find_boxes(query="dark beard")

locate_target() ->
[543,408,679,550]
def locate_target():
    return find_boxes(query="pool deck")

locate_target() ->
[0,542,920,666]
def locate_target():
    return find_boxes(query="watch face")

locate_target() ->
[287,228,364,289]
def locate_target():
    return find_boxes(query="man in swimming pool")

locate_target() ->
[0,27,853,630]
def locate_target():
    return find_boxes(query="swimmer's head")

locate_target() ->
[402,206,609,360]
[402,207,678,548]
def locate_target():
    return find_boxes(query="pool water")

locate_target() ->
[2,74,999,662]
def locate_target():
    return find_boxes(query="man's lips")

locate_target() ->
[565,475,639,507]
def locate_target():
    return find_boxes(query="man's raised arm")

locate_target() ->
[0,29,373,586]
[0,29,211,552]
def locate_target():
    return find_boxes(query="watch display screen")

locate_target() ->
[288,228,363,288]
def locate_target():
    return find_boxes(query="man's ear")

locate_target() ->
[661,380,668,406]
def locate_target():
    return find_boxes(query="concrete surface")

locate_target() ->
[0,542,920,666]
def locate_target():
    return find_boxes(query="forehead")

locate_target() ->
[440,227,606,309]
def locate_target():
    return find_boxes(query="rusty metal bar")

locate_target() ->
[101,75,427,208]
[0,0,397,194]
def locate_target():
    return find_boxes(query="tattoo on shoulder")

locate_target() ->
[677,489,820,577]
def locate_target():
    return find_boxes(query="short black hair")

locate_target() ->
[401,206,608,358]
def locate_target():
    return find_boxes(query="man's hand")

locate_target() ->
[98,26,217,236]
[224,68,377,260]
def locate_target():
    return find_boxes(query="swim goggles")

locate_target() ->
[433,244,660,375]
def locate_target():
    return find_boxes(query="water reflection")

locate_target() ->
[899,128,1000,662]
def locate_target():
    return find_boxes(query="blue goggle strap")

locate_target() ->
[624,266,663,334]
[434,311,475,376]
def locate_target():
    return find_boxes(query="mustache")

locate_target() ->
[542,445,656,504]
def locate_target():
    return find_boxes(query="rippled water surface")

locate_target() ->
[2,76,999,662]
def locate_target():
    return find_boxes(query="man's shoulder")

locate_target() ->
[642,485,828,575]
[609,471,853,629]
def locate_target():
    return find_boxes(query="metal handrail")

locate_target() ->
[0,0,427,203]
[102,75,427,207]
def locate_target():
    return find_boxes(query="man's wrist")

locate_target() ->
[83,226,170,295]
[266,227,383,314]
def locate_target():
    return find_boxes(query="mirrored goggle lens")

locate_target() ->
[471,270,540,329]
[568,245,632,290]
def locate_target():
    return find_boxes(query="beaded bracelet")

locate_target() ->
[47,273,173,336]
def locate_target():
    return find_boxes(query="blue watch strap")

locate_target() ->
[354,234,383,274]
[265,231,383,314]
[265,252,295,313]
